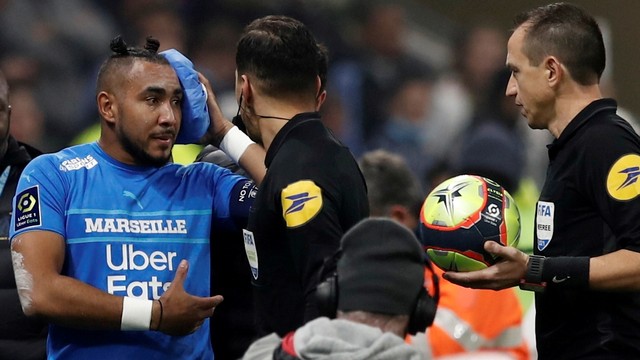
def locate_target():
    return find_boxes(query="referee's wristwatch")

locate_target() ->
[519,255,546,292]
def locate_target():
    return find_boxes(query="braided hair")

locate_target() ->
[96,35,169,94]
[109,35,161,58]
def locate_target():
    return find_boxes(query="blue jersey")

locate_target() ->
[10,142,251,359]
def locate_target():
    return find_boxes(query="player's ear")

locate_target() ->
[97,91,117,124]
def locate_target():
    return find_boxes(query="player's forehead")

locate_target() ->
[126,60,180,92]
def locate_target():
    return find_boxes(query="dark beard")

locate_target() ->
[117,126,170,167]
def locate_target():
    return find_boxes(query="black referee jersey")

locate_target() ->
[535,99,640,359]
[243,112,369,337]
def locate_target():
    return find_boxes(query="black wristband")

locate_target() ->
[519,255,546,292]
[542,256,590,289]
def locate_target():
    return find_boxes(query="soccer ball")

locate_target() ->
[419,174,520,272]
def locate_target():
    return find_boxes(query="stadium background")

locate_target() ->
[1,0,637,154]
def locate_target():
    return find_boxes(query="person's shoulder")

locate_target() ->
[277,132,351,164]
[582,111,639,143]
[25,146,74,166]
[49,143,96,156]
[26,143,98,170]
[574,111,640,173]
[176,162,248,188]
[242,333,287,360]
[177,160,227,174]
[17,141,43,158]
[194,144,219,163]
[195,145,243,174]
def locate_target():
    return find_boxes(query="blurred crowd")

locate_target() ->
[0,0,554,192]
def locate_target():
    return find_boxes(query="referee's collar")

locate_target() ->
[548,98,617,156]
[265,111,321,168]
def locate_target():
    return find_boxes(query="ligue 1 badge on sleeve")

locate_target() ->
[14,186,41,231]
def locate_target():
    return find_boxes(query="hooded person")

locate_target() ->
[242,217,436,360]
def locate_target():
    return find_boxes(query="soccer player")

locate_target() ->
[9,36,263,359]
[444,3,640,358]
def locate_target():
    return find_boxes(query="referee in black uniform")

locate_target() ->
[444,3,640,359]
[212,15,369,337]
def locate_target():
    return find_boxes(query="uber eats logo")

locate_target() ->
[106,244,177,299]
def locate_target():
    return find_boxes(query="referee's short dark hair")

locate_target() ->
[236,15,325,101]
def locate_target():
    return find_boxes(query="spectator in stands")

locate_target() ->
[0,0,116,149]
[328,1,431,157]
[366,69,437,187]
[6,83,46,152]
[425,24,507,162]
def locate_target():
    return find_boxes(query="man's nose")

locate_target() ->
[505,75,517,97]
[158,102,177,125]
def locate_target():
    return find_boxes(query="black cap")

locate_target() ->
[337,218,424,315]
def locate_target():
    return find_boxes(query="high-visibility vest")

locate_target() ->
[410,267,530,359]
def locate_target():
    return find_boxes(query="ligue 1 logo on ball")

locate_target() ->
[419,175,520,272]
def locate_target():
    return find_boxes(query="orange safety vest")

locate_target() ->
[409,267,530,359]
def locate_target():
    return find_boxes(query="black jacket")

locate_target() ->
[535,99,640,359]
[246,112,369,337]
[0,136,45,360]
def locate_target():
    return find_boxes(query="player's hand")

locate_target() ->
[155,259,223,336]
[197,72,234,147]
[443,241,529,290]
